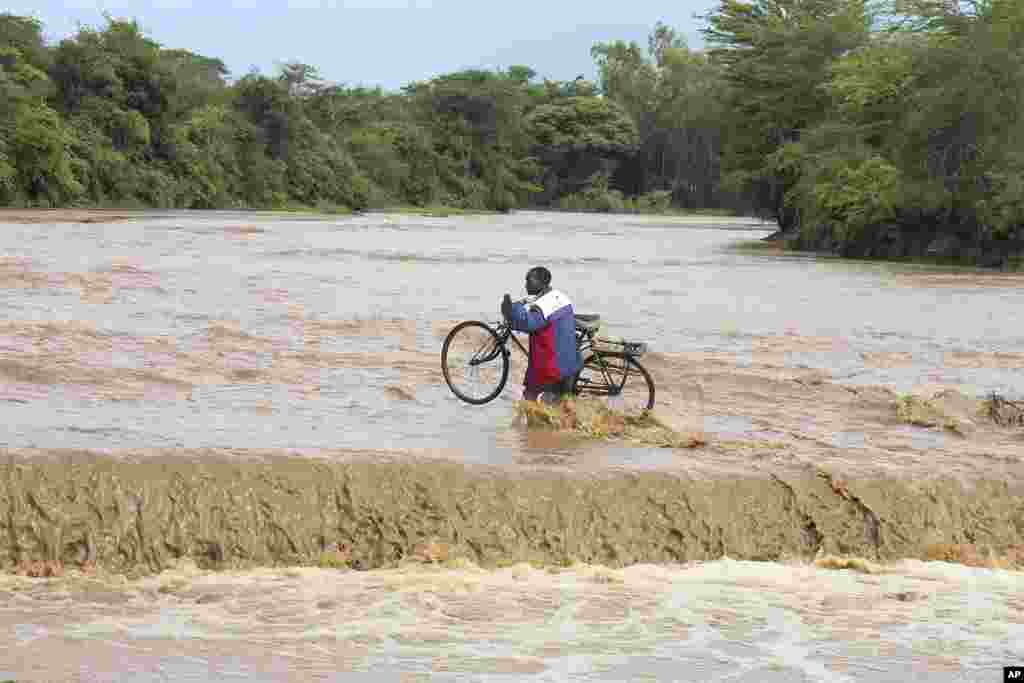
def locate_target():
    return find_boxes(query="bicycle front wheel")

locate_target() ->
[441,321,510,405]
[572,352,655,415]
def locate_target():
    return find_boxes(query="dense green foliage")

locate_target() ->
[2,5,1024,262]
[704,0,1024,262]
[0,13,728,213]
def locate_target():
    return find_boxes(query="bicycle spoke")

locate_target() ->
[574,353,654,415]
[443,322,509,403]
[462,361,498,400]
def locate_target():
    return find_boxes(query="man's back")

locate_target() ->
[509,288,582,389]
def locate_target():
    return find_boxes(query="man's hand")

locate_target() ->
[501,293,513,321]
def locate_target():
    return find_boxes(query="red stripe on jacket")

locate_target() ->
[528,325,561,386]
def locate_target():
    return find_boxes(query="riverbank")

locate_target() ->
[0,209,142,224]
[0,205,487,224]
[0,205,756,225]
[758,226,1024,270]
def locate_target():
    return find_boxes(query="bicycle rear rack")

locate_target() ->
[594,338,648,356]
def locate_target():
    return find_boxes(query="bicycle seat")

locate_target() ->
[575,314,601,331]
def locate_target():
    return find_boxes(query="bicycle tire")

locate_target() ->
[572,352,655,413]
[441,320,511,405]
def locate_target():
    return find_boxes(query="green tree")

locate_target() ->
[0,13,50,72]
[0,45,83,204]
[403,69,541,209]
[162,49,229,113]
[524,95,639,204]
[591,26,730,209]
[591,40,658,129]
[703,0,874,229]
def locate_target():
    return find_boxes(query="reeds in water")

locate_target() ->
[513,398,705,449]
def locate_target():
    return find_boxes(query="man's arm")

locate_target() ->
[509,302,548,332]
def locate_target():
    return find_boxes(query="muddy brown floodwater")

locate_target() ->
[1,209,1022,681]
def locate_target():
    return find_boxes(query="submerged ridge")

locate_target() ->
[2,449,1021,575]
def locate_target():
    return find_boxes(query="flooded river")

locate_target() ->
[2,210,1023,454]
[1,210,1023,681]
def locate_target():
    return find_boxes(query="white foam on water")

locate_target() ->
[1,558,1021,681]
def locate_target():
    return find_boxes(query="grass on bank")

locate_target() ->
[4,193,750,220]
[366,205,503,217]
[728,239,798,253]
[550,185,744,217]
[268,202,356,215]
[549,204,743,218]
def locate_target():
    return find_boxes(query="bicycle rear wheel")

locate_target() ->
[572,352,655,415]
[441,321,510,405]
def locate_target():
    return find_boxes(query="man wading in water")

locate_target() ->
[501,266,583,404]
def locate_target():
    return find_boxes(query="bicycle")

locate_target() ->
[441,309,655,414]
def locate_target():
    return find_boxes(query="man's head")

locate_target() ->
[525,266,552,296]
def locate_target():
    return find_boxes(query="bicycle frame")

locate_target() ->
[573,325,643,398]
[475,320,528,365]
[451,316,652,407]
[482,318,644,399]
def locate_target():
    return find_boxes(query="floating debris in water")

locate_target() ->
[981,392,1024,427]
[411,539,451,564]
[923,542,1024,570]
[814,555,886,574]
[890,388,1023,434]
[13,559,65,578]
[513,398,705,449]
[385,385,416,401]
[894,393,946,428]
